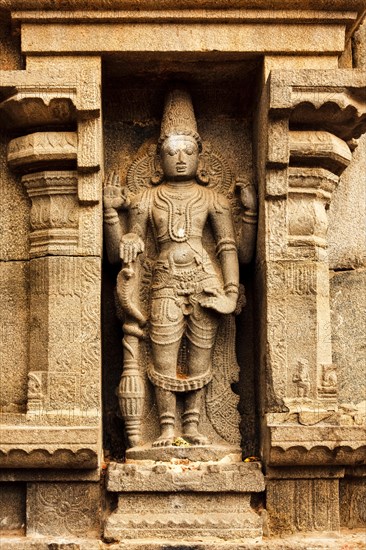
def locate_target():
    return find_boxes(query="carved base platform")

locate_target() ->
[105,461,265,542]
[125,444,242,462]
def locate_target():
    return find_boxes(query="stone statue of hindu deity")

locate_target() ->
[103,87,257,450]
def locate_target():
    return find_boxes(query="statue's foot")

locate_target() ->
[182,430,210,446]
[152,426,175,447]
[152,435,175,447]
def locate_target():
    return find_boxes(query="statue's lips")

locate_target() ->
[176,164,187,172]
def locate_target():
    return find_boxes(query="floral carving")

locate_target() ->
[28,483,99,537]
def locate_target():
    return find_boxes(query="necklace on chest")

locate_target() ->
[156,185,204,242]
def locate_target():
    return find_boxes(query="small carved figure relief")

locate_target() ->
[318,364,337,398]
[293,359,311,398]
[103,88,257,449]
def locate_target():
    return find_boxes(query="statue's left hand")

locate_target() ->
[119,233,145,264]
[199,292,238,314]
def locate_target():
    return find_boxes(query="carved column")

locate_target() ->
[256,68,366,533]
[0,60,102,468]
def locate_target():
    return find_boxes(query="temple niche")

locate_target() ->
[0,3,366,549]
[102,66,260,461]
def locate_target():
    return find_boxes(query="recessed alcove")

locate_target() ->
[101,55,262,459]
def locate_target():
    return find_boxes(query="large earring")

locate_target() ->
[196,155,209,186]
[151,155,164,185]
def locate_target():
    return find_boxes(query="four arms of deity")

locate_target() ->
[103,88,258,449]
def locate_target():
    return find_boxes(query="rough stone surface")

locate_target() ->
[107,461,264,493]
[266,478,340,535]
[328,136,366,269]
[330,269,366,404]
[20,21,346,55]
[0,262,29,412]
[340,478,366,529]
[1,532,366,550]
[0,134,30,261]
[0,483,25,535]
[105,493,263,541]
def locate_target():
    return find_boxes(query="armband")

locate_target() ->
[224,282,239,294]
[215,238,237,257]
[242,210,258,225]
[104,208,120,225]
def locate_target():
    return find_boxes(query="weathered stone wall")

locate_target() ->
[0,5,365,548]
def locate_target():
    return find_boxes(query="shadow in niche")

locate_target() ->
[102,258,128,461]
[237,260,260,458]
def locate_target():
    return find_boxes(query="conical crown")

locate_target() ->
[159,88,201,151]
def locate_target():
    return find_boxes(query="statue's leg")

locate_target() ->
[182,385,209,445]
[183,305,219,445]
[150,295,184,446]
[152,385,177,447]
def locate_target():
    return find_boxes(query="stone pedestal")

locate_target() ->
[105,460,265,543]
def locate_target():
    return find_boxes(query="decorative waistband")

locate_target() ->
[146,365,212,392]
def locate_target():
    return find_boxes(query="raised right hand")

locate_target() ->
[103,171,129,210]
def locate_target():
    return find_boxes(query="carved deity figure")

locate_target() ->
[103,88,257,449]
[293,359,311,398]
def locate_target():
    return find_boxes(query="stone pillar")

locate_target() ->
[255,68,366,534]
[0,60,102,466]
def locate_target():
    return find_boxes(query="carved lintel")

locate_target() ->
[22,171,79,257]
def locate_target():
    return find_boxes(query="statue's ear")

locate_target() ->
[196,152,210,186]
[151,154,164,185]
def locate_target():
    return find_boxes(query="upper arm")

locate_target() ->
[129,190,151,237]
[209,191,236,242]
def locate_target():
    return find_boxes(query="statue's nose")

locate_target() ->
[177,149,184,162]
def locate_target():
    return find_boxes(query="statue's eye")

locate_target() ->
[168,148,176,156]
[185,147,194,155]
